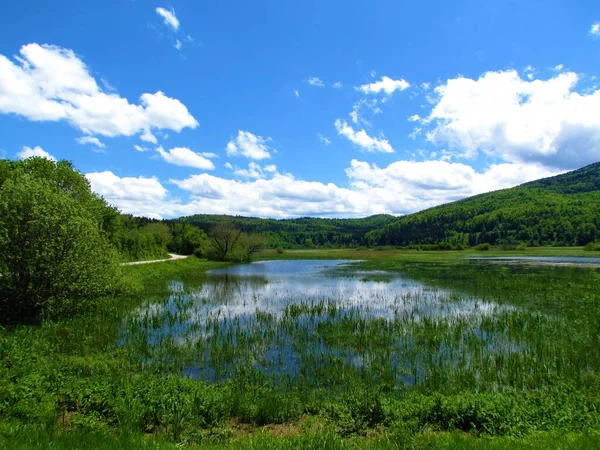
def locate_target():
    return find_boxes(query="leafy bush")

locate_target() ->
[0,158,123,322]
[584,242,600,251]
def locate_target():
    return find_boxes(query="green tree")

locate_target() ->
[0,159,123,323]
[208,224,242,261]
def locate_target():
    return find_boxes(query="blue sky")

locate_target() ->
[1,0,600,218]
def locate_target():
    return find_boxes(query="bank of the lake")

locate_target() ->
[2,250,600,449]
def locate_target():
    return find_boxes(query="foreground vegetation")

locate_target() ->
[2,250,600,448]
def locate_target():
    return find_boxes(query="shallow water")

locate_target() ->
[123,260,520,387]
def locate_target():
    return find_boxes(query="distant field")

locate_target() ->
[256,246,596,262]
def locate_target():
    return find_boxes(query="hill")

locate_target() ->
[171,162,600,248]
[369,162,600,247]
[170,214,398,248]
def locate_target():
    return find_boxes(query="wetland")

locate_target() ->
[2,251,600,448]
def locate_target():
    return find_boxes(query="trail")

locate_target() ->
[122,254,190,266]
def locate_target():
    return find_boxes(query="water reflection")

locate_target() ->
[123,260,519,387]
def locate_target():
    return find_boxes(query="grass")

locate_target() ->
[2,249,600,448]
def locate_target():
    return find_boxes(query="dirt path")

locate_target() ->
[122,254,190,266]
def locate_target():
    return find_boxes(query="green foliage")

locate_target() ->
[112,216,170,262]
[374,162,600,247]
[172,214,398,249]
[206,224,265,262]
[0,158,123,322]
[168,223,209,256]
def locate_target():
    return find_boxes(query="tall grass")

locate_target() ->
[1,256,600,447]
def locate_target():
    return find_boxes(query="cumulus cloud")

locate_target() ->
[156,146,215,170]
[164,159,559,218]
[171,172,365,218]
[332,81,343,88]
[358,76,410,95]
[84,157,562,220]
[75,136,105,149]
[334,119,394,153]
[233,162,277,179]
[156,7,180,31]
[226,130,272,160]
[306,77,324,87]
[0,44,197,141]
[345,159,560,214]
[590,21,600,37]
[86,171,175,219]
[426,70,600,169]
[16,145,55,161]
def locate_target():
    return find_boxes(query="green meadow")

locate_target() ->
[2,248,600,449]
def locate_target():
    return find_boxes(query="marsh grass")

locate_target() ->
[2,253,600,448]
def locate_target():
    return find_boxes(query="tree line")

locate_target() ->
[3,157,600,322]
[0,158,266,323]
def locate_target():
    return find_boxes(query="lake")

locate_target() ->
[122,259,527,388]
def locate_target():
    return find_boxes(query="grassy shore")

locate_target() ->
[1,249,600,448]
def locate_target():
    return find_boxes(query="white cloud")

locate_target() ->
[224,162,233,169]
[16,145,55,161]
[552,64,565,72]
[134,144,149,152]
[318,134,331,146]
[140,129,158,144]
[86,171,175,219]
[171,172,366,218]
[166,158,559,218]
[226,130,272,160]
[75,136,105,149]
[156,146,215,170]
[332,81,343,88]
[85,157,562,220]
[345,159,560,215]
[232,162,276,179]
[156,7,180,31]
[306,77,324,87]
[425,69,600,169]
[294,89,300,97]
[358,76,410,95]
[590,21,600,37]
[349,98,381,125]
[334,119,394,153]
[523,65,536,80]
[174,40,182,51]
[0,44,197,141]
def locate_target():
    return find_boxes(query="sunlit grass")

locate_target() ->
[2,253,600,447]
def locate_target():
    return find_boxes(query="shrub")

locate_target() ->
[0,158,123,323]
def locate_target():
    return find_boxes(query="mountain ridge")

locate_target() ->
[172,161,600,248]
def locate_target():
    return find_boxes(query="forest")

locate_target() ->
[173,162,600,249]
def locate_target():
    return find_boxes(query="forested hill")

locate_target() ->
[170,214,398,248]
[369,162,600,247]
